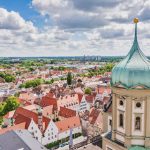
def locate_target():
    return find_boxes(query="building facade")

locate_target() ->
[103,18,150,150]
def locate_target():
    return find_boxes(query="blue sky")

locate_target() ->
[0,0,150,56]
[0,0,34,19]
[0,0,46,28]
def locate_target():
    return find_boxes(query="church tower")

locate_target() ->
[103,18,150,150]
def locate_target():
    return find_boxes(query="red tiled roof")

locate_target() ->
[18,99,31,106]
[78,94,83,103]
[89,108,101,124]
[40,96,57,108]
[55,116,81,133]
[46,92,54,98]
[13,107,50,132]
[97,87,111,95]
[59,107,76,118]
[42,105,53,117]
[14,114,31,129]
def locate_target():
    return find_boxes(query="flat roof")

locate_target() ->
[15,130,47,150]
[0,130,30,150]
[0,130,47,150]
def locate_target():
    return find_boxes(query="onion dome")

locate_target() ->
[111,18,150,89]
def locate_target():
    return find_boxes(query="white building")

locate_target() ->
[12,107,82,146]
[78,95,90,112]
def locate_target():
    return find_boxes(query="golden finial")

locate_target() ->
[134,18,139,24]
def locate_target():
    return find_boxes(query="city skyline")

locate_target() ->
[0,0,150,57]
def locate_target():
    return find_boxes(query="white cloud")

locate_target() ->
[0,8,36,32]
[1,0,150,56]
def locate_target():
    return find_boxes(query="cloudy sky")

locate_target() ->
[0,0,150,57]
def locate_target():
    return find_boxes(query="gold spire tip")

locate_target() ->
[134,18,139,24]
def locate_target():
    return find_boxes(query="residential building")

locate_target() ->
[78,94,90,112]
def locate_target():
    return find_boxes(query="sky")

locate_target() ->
[0,0,150,57]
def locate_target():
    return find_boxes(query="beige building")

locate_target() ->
[102,106,112,134]
[103,19,150,150]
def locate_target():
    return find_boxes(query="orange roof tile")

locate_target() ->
[97,87,111,95]
[13,107,50,132]
[40,96,57,108]
[42,105,53,117]
[46,92,54,98]
[18,99,31,106]
[59,107,76,118]
[78,94,83,103]
[55,116,81,133]
[89,108,101,124]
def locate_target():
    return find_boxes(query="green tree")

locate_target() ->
[85,88,92,95]
[28,67,35,72]
[0,102,6,116]
[0,117,3,125]
[5,75,15,82]
[51,78,54,83]
[44,80,53,84]
[19,79,42,88]
[0,72,15,82]
[105,63,114,72]
[4,96,20,113]
[67,72,72,85]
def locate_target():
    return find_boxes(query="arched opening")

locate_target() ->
[119,100,124,106]
[135,116,141,130]
[119,113,124,127]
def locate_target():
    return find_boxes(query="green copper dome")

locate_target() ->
[111,19,150,89]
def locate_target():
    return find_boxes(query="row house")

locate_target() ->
[57,94,79,111]
[1,107,82,146]
[42,116,81,145]
[78,94,90,112]
[59,106,76,118]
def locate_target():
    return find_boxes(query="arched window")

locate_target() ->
[119,113,124,127]
[119,100,124,106]
[135,117,141,130]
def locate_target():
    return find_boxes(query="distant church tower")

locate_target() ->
[103,18,150,150]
